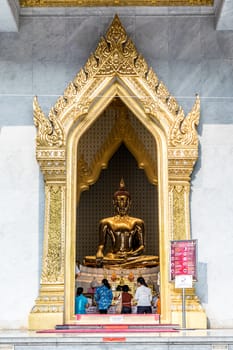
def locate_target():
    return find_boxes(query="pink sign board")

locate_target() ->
[170,240,197,281]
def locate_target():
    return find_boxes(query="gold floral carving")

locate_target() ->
[31,295,64,313]
[41,185,64,283]
[35,149,66,181]
[172,185,186,240]
[170,283,204,313]
[35,15,180,127]
[33,15,200,146]
[20,0,213,7]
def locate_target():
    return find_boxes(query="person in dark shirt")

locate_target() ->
[121,285,133,314]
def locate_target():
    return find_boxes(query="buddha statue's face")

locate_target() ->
[114,194,130,216]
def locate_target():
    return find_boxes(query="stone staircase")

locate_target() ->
[37,314,180,334]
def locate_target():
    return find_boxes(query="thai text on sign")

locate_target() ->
[170,240,197,281]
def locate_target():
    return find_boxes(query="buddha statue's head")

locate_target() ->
[113,178,131,216]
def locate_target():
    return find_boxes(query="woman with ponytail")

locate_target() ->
[134,277,152,314]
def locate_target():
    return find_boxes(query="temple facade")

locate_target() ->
[0,0,233,330]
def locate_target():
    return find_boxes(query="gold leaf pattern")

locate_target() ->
[156,81,170,103]
[135,54,149,77]
[42,186,63,282]
[20,0,214,7]
[173,185,186,240]
[146,68,159,90]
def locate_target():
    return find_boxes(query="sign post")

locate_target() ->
[175,274,193,328]
[170,240,197,329]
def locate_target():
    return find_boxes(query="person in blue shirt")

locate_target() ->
[94,279,113,314]
[75,287,89,314]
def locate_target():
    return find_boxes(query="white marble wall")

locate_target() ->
[192,124,233,328]
[0,9,233,328]
[0,126,39,328]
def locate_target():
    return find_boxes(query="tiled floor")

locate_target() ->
[0,328,233,350]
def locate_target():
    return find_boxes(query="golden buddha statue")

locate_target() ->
[83,179,159,269]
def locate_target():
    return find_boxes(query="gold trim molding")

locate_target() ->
[20,0,213,7]
[30,15,206,330]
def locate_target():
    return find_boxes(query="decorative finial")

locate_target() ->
[113,178,130,199]
[120,177,125,189]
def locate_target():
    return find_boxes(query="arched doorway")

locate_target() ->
[29,15,206,329]
[75,101,159,265]
[65,88,169,323]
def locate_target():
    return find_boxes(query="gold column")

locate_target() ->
[168,151,207,328]
[29,149,66,329]
[28,96,66,329]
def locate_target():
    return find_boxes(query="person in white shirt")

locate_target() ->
[134,276,152,314]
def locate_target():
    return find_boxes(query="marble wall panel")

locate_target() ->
[32,17,66,63]
[134,17,169,83]
[65,16,100,65]
[135,17,169,61]
[0,18,32,63]
[201,59,233,98]
[201,17,233,59]
[200,98,233,124]
[0,96,33,126]
[168,17,201,63]
[0,126,40,328]
[191,124,233,328]
[32,17,71,95]
[195,262,208,304]
[168,61,202,96]
[0,61,32,95]
[216,0,233,30]
[0,18,33,95]
[32,60,71,95]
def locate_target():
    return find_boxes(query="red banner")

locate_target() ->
[170,240,197,281]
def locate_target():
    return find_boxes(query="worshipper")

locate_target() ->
[134,276,152,314]
[121,284,133,314]
[94,278,113,314]
[75,287,89,314]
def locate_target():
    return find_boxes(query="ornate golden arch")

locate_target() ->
[29,15,206,329]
